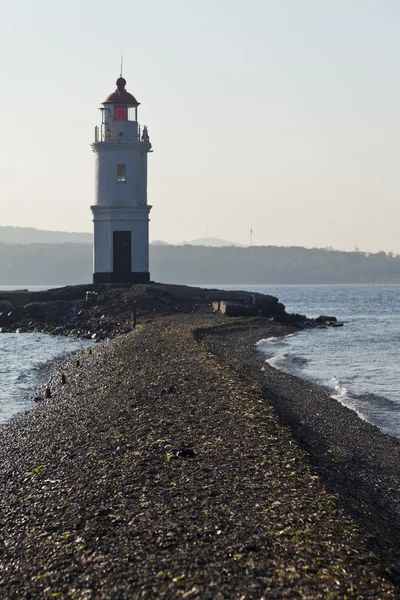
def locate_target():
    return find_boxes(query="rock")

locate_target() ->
[85,291,98,306]
[33,396,44,403]
[220,302,259,317]
[274,312,307,327]
[0,311,19,326]
[176,446,196,458]
[303,320,316,328]
[24,301,70,320]
[161,385,177,395]
[245,305,259,316]
[0,300,14,313]
[257,296,285,317]
[77,310,90,320]
[52,326,65,335]
[316,315,337,324]
[23,302,45,318]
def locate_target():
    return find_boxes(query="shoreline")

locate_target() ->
[200,320,400,567]
[256,331,397,441]
[1,307,400,596]
[0,332,94,427]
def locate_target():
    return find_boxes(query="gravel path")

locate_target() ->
[0,314,398,598]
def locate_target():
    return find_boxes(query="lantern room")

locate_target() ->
[95,77,142,143]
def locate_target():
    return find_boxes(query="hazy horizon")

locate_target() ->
[2,1,400,253]
[2,225,400,254]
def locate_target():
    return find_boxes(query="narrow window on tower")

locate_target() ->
[117,164,126,182]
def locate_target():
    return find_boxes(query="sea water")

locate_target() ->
[0,285,92,425]
[0,333,93,425]
[208,284,400,439]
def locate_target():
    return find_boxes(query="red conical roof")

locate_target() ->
[103,77,140,106]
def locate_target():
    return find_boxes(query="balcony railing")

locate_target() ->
[95,124,149,143]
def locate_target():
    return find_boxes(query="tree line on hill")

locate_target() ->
[0,226,92,244]
[1,243,400,286]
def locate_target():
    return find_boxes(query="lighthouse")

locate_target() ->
[91,76,152,284]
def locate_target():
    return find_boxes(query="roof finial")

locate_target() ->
[120,52,123,78]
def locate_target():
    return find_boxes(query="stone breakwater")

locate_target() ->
[0,306,399,597]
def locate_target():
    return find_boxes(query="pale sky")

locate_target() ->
[1,0,400,252]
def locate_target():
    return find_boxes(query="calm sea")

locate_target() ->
[0,285,92,425]
[210,284,400,439]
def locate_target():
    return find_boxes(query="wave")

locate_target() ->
[266,354,286,369]
[355,391,400,411]
[256,332,296,349]
[256,336,279,346]
[256,319,400,438]
[325,376,349,400]
[266,352,309,374]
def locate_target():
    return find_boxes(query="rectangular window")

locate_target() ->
[117,164,126,182]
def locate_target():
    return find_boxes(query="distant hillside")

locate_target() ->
[150,245,400,285]
[0,229,244,247]
[0,243,92,285]
[179,236,245,247]
[0,226,93,244]
[1,243,400,286]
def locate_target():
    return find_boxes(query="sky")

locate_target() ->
[1,0,400,252]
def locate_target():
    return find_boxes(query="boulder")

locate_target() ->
[24,301,70,320]
[316,315,337,324]
[258,298,286,318]
[274,312,307,327]
[220,302,259,317]
[0,311,19,326]
[0,300,14,313]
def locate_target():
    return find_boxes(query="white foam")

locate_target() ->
[331,385,348,400]
[256,336,279,346]
[266,354,287,369]
[326,376,340,388]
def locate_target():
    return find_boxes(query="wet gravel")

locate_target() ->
[0,314,398,598]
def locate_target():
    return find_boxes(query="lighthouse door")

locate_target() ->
[113,231,132,281]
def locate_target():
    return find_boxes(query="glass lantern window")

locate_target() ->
[115,106,128,121]
[128,107,137,121]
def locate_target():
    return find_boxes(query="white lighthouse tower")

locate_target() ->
[91,76,152,283]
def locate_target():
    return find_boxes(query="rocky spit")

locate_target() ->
[0,284,399,598]
[0,283,336,340]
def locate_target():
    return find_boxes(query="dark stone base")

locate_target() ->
[93,272,150,284]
